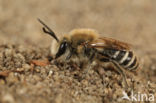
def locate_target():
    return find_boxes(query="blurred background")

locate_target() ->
[0,0,156,51]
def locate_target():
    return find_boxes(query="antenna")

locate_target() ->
[38,18,59,42]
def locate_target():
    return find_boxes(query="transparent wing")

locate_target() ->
[86,37,131,50]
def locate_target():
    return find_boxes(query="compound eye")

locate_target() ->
[55,42,68,59]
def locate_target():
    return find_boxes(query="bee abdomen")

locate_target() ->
[110,49,139,71]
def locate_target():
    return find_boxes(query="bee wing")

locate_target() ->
[87,37,131,50]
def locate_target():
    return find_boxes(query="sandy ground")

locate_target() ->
[0,0,156,103]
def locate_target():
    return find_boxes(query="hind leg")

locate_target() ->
[112,61,129,89]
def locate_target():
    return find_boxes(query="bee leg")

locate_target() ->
[112,61,129,89]
[89,52,96,63]
[100,58,110,62]
[66,52,72,60]
[66,47,75,60]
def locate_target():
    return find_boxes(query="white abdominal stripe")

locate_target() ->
[111,50,138,71]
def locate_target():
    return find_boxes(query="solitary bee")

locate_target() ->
[38,19,139,88]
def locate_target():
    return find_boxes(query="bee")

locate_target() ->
[38,19,139,88]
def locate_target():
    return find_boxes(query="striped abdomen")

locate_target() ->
[105,49,139,71]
